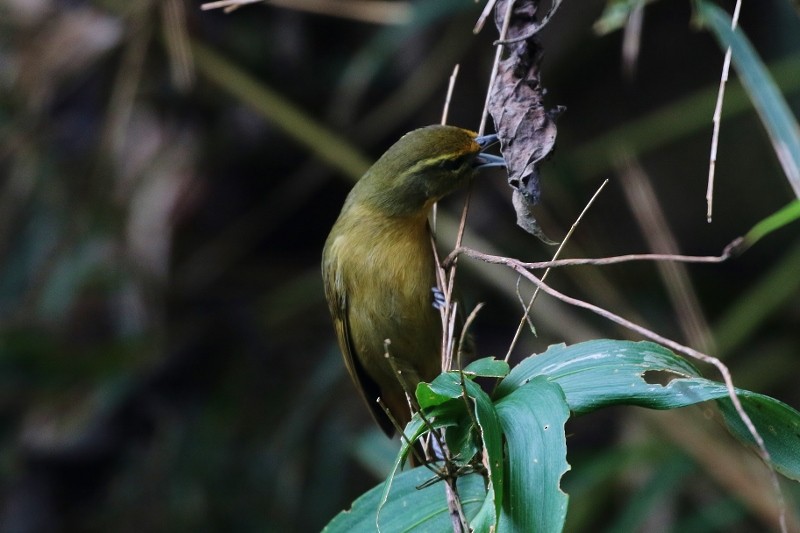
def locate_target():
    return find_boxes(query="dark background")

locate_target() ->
[1,0,799,531]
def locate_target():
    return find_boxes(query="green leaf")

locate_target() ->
[462,379,504,533]
[495,340,702,412]
[378,415,428,520]
[742,199,800,248]
[463,357,511,378]
[497,340,800,480]
[696,1,800,197]
[444,410,481,467]
[395,402,465,464]
[360,340,800,533]
[716,390,800,482]
[416,378,460,409]
[323,468,488,533]
[496,376,571,533]
[416,370,470,409]
[417,360,509,409]
[417,365,507,408]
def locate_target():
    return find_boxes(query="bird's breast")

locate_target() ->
[328,206,442,381]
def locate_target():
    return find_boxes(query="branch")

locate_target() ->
[706,0,744,222]
[447,238,742,271]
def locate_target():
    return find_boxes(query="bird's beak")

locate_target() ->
[475,133,499,149]
[473,133,505,169]
[473,153,505,169]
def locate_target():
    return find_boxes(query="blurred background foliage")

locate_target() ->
[0,0,799,531]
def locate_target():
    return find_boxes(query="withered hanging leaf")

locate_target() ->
[512,180,558,245]
[488,0,563,242]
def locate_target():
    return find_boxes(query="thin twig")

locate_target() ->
[473,0,498,34]
[381,341,448,472]
[706,0,743,222]
[513,276,537,335]
[376,398,436,473]
[447,239,740,271]
[445,202,468,308]
[457,369,481,450]
[384,339,452,471]
[430,240,450,372]
[433,62,462,369]
[444,474,468,533]
[478,0,515,135]
[383,339,419,417]
[431,64,460,237]
[706,48,730,223]
[441,64,460,126]
[492,0,562,44]
[504,179,609,361]
[454,334,482,489]
[444,301,459,373]
[457,303,485,371]
[442,180,477,374]
[415,405,450,467]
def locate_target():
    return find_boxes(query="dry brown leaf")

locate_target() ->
[488,0,563,242]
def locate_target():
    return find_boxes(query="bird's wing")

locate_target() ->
[322,251,395,436]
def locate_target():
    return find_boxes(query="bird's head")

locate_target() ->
[348,125,505,217]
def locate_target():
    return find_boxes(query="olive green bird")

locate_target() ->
[322,125,504,436]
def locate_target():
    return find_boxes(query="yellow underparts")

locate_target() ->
[329,202,442,404]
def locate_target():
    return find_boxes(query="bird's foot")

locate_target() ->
[431,287,446,310]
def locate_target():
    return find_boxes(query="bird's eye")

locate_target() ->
[438,155,470,172]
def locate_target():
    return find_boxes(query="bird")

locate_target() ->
[322,124,504,436]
